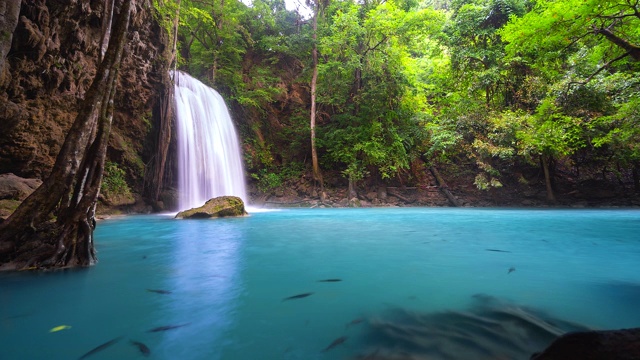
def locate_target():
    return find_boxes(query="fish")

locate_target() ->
[322,336,348,352]
[130,340,151,357]
[282,292,314,301]
[49,325,72,333]
[486,249,511,253]
[147,323,190,332]
[78,336,123,359]
[317,279,342,282]
[346,318,364,328]
[4,313,32,320]
[146,289,172,294]
[508,267,516,274]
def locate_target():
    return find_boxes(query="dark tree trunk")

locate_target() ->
[0,0,132,270]
[144,71,174,207]
[429,165,461,207]
[541,154,556,203]
[633,162,640,192]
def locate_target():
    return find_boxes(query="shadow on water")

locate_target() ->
[351,294,590,360]
[595,281,640,305]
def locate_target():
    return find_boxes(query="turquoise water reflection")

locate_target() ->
[1,208,640,359]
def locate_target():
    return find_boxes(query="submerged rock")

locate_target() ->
[530,328,640,360]
[175,196,248,219]
[351,294,590,360]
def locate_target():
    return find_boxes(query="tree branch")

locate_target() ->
[363,36,388,56]
[568,51,631,88]
[594,26,640,60]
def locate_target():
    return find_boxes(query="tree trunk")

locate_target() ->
[0,0,21,83]
[541,154,556,202]
[144,71,174,207]
[310,1,323,191]
[98,0,115,62]
[0,0,132,270]
[633,162,639,193]
[429,164,461,207]
[348,175,357,199]
[170,0,181,70]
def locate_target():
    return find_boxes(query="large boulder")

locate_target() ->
[0,173,41,201]
[0,173,42,220]
[531,328,640,360]
[175,196,248,219]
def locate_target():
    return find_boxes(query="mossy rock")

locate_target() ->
[175,196,248,219]
[0,199,21,220]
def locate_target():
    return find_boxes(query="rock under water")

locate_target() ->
[530,327,640,360]
[351,295,591,360]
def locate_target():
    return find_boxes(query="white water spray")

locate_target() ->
[174,71,248,211]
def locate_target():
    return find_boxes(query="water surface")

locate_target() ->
[1,208,639,359]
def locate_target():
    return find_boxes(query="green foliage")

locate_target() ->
[152,0,180,38]
[441,0,526,106]
[501,0,640,87]
[342,161,369,182]
[101,162,131,197]
[516,99,585,161]
[167,0,639,193]
[251,169,283,192]
[474,173,503,190]
[251,162,306,192]
[315,0,441,180]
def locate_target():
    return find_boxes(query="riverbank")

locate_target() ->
[247,167,640,209]
[2,168,640,223]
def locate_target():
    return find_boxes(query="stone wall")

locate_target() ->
[0,0,171,200]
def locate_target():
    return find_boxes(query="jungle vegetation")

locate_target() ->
[153,0,640,200]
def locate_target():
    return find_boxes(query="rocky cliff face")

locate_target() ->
[0,0,171,206]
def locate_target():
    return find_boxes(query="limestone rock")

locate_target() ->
[0,173,42,200]
[531,328,640,360]
[175,196,248,219]
[0,0,171,199]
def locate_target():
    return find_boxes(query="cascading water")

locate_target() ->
[173,71,248,211]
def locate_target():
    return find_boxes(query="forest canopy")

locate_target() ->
[155,0,640,200]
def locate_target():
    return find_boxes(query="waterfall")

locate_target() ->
[173,71,248,211]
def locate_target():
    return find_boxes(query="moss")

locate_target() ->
[0,199,21,218]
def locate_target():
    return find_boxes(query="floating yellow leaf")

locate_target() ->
[49,325,71,333]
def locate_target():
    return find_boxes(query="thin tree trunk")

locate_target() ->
[310,1,323,191]
[541,155,556,202]
[633,162,639,192]
[99,0,115,62]
[170,0,181,71]
[0,0,132,270]
[348,175,357,199]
